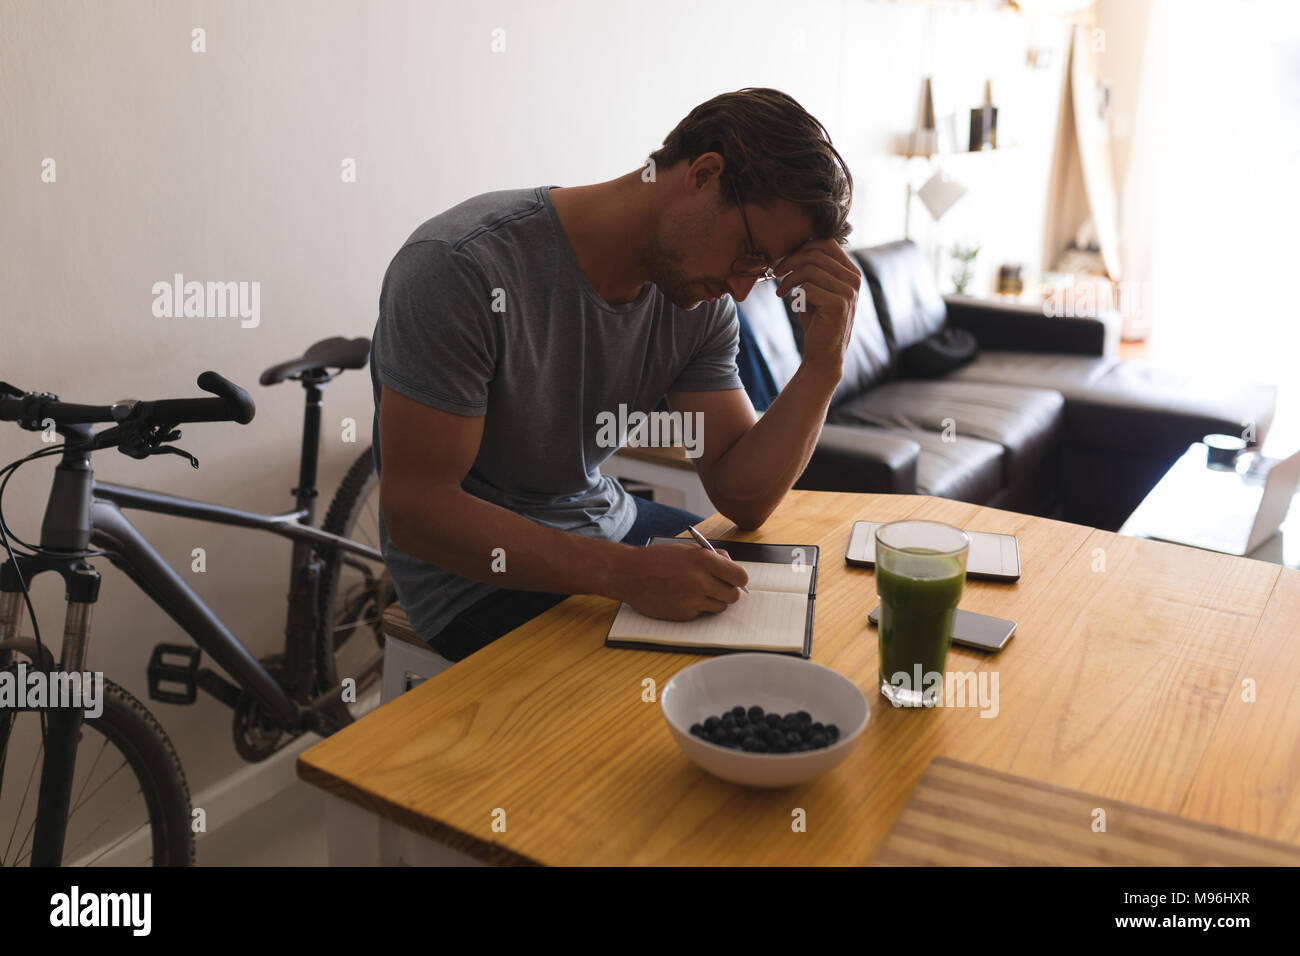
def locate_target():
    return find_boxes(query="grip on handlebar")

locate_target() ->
[197,371,256,424]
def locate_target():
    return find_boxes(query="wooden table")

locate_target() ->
[875,757,1300,866]
[297,491,1300,865]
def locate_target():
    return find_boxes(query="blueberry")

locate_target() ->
[770,739,789,753]
[690,723,705,737]
[795,711,812,725]
[704,716,721,732]
[811,722,825,735]
[765,713,783,729]
[721,714,737,730]
[752,739,770,753]
[785,731,802,747]
[825,724,839,741]
[741,737,762,752]
[783,712,798,725]
[809,732,828,748]
[746,706,764,722]
[731,705,746,719]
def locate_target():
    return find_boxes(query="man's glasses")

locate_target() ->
[728,178,778,282]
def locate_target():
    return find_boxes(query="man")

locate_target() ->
[370,87,858,663]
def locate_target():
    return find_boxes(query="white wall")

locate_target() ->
[0,0,1068,810]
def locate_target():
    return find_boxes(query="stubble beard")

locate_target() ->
[644,228,706,311]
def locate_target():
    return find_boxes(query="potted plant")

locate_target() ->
[950,242,980,295]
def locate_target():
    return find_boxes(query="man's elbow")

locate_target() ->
[717,499,777,532]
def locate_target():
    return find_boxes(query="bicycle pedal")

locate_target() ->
[147,643,201,705]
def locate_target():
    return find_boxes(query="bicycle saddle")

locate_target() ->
[259,336,370,386]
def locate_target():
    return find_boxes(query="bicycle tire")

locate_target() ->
[316,445,390,713]
[1,667,194,866]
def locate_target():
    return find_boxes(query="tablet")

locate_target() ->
[846,520,1021,582]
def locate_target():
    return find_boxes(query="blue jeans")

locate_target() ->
[426,496,704,662]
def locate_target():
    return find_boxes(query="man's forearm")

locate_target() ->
[383,485,635,597]
[709,362,841,528]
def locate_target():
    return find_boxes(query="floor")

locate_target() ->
[196,681,389,867]
[198,775,331,866]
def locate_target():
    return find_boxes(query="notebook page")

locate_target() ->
[735,560,814,595]
[607,588,807,652]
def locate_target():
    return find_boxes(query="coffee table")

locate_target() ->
[1120,442,1300,568]
[298,490,1300,865]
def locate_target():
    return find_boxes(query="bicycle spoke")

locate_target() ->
[3,734,42,866]
[0,713,13,803]
[359,508,379,545]
[61,786,145,865]
[69,747,131,817]
[32,758,140,866]
[14,728,131,866]
[70,734,112,816]
[326,612,384,635]
[76,814,153,868]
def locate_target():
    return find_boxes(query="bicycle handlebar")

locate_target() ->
[145,372,256,426]
[0,371,256,434]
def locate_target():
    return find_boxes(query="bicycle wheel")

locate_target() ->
[0,658,194,866]
[317,445,391,721]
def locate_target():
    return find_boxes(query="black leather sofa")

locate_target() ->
[736,239,1277,531]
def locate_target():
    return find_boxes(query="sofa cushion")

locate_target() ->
[854,240,946,351]
[946,350,1119,397]
[827,380,1064,484]
[905,429,1004,503]
[797,423,920,494]
[828,256,893,409]
[899,325,978,379]
[1062,360,1277,458]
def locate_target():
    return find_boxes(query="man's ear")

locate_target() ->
[686,152,725,193]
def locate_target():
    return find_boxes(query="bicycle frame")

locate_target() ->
[89,480,381,725]
[0,370,382,864]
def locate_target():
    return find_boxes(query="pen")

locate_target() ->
[685,525,750,593]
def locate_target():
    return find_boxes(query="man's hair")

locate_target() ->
[647,87,853,242]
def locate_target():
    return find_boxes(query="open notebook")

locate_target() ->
[604,537,819,657]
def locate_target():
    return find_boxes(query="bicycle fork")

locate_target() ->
[0,558,101,867]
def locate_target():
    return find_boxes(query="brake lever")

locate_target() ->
[113,421,197,468]
[149,444,199,469]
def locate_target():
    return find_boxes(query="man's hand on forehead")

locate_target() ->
[772,238,858,298]
[770,237,860,376]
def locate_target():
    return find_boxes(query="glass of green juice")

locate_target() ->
[875,520,969,707]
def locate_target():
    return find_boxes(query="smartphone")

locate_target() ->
[846,520,1021,582]
[867,605,1016,652]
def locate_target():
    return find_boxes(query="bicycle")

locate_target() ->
[0,335,391,866]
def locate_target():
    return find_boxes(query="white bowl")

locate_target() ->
[660,653,869,788]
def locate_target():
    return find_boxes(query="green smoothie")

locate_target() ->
[876,548,965,703]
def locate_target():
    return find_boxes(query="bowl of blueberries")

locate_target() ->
[660,652,869,787]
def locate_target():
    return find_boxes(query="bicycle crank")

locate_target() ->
[232,654,302,762]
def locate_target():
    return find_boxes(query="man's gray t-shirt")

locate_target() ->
[369,185,743,643]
